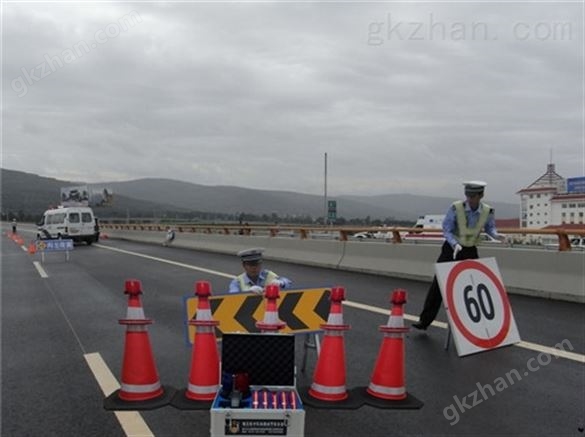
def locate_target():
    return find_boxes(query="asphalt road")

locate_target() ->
[2,225,584,437]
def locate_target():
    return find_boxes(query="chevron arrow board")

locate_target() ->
[183,288,332,344]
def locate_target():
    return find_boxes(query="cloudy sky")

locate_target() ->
[2,1,583,203]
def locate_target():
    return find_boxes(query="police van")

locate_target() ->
[37,206,100,245]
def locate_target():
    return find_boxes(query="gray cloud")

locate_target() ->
[3,2,583,203]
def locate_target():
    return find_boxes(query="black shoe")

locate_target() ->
[412,322,428,331]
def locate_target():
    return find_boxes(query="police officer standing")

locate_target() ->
[228,248,292,294]
[412,181,505,331]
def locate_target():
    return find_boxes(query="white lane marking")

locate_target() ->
[95,244,234,278]
[343,300,584,364]
[95,244,585,364]
[515,340,585,364]
[21,245,27,251]
[33,261,49,278]
[84,352,155,437]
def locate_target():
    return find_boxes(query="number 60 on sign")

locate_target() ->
[436,257,521,357]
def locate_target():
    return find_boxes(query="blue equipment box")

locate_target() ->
[210,333,305,436]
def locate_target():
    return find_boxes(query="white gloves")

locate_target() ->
[453,243,462,260]
[249,285,264,295]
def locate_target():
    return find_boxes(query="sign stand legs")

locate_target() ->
[444,325,451,351]
[301,333,320,373]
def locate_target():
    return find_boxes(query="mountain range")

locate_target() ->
[1,168,519,221]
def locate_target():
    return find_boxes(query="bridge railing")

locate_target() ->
[99,223,585,251]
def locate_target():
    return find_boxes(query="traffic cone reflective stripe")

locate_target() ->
[310,382,347,396]
[367,289,409,401]
[121,382,162,396]
[326,295,344,326]
[123,283,146,317]
[367,382,405,397]
[187,382,219,395]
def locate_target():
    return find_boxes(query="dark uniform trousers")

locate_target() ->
[417,241,479,328]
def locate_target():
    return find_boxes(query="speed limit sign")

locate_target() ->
[436,257,521,357]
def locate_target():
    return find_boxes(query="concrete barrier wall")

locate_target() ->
[103,229,584,303]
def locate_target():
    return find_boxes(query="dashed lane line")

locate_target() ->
[95,244,585,364]
[33,261,49,278]
[84,352,154,437]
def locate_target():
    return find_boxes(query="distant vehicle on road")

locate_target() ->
[400,214,446,242]
[353,231,374,240]
[352,230,392,240]
[414,214,445,229]
[37,206,99,245]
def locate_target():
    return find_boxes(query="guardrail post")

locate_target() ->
[558,232,571,251]
[391,230,402,244]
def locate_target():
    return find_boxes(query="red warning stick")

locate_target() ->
[272,392,278,409]
[290,392,297,410]
[262,390,268,409]
[281,391,287,409]
[252,390,259,409]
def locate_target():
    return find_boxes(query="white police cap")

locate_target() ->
[237,247,265,263]
[463,180,487,195]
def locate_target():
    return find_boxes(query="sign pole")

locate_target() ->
[323,152,328,226]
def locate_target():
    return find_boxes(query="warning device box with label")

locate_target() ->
[210,333,305,437]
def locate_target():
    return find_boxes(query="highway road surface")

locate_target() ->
[2,224,584,436]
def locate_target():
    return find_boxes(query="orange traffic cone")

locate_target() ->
[28,242,36,255]
[363,289,423,409]
[301,287,363,409]
[104,279,174,410]
[255,284,286,332]
[172,281,220,409]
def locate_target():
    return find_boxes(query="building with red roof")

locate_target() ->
[516,163,585,228]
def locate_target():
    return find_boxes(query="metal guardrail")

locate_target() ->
[99,223,585,252]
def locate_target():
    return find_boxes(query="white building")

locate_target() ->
[517,163,585,228]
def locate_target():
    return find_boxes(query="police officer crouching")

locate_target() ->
[228,248,292,294]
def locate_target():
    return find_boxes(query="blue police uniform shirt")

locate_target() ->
[442,201,498,248]
[228,270,292,293]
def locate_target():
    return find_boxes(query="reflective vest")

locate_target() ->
[454,200,491,247]
[237,270,279,292]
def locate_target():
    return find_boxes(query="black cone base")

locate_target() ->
[299,386,364,409]
[170,388,215,410]
[359,387,424,409]
[103,385,176,411]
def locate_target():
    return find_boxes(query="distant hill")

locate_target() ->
[103,178,405,220]
[1,168,519,221]
[104,178,519,220]
[0,169,191,221]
